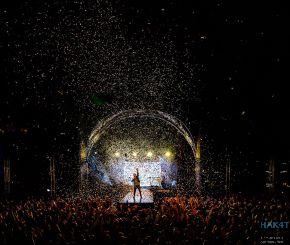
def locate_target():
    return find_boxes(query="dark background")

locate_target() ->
[0,0,289,196]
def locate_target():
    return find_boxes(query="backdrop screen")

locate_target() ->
[123,161,161,187]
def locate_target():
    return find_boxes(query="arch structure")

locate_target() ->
[86,109,196,158]
[83,109,201,191]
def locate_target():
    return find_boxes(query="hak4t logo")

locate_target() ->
[261,221,289,229]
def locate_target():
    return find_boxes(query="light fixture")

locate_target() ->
[114,152,120,157]
[147,151,153,157]
[132,152,138,157]
[165,151,172,157]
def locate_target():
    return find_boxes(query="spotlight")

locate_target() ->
[114,152,120,157]
[132,152,138,157]
[147,151,153,157]
[165,151,172,157]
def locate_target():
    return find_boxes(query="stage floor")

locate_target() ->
[120,188,153,204]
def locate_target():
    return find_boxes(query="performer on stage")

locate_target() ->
[132,168,142,200]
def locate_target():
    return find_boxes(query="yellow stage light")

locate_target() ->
[147,151,153,157]
[165,151,172,157]
[114,152,120,157]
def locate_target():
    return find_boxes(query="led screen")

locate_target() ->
[123,161,161,187]
[108,158,177,187]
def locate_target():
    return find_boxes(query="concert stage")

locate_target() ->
[120,188,153,204]
[119,187,177,205]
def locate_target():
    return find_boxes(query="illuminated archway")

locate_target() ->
[83,109,201,191]
[87,110,196,157]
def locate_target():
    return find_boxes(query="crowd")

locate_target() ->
[0,194,288,244]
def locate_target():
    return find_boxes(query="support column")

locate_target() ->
[225,149,231,195]
[79,141,87,194]
[266,159,275,192]
[195,137,201,193]
[4,159,11,195]
[49,157,56,197]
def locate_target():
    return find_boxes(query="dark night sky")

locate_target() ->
[0,0,289,194]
